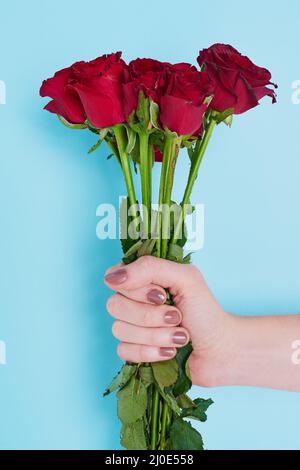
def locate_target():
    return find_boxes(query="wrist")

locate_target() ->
[189,312,243,388]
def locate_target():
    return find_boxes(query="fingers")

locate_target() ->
[104,256,200,294]
[107,293,182,327]
[117,285,166,305]
[112,320,189,348]
[117,343,177,363]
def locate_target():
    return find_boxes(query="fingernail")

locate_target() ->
[164,310,181,325]
[173,331,188,345]
[105,268,127,285]
[160,347,175,358]
[147,289,165,305]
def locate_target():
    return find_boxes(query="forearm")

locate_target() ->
[197,314,300,392]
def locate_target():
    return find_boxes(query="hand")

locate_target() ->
[104,255,232,387]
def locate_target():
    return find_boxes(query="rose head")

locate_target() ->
[40,52,127,128]
[40,66,86,124]
[159,68,214,136]
[197,43,277,114]
[124,58,213,136]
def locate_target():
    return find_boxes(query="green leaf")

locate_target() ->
[167,244,183,263]
[170,418,204,450]
[117,376,147,424]
[182,253,193,264]
[103,364,137,396]
[57,115,87,129]
[137,238,156,257]
[121,419,148,450]
[157,385,181,414]
[136,91,150,130]
[181,398,214,422]
[213,107,234,124]
[172,342,193,397]
[124,240,143,258]
[138,365,154,386]
[176,393,196,409]
[120,197,140,255]
[88,137,103,154]
[152,359,178,388]
[150,100,160,129]
[125,127,137,154]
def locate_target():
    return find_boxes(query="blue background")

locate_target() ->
[0,0,299,450]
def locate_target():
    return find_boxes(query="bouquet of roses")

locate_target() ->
[40,43,276,450]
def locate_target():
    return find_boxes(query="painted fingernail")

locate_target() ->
[104,268,127,285]
[164,310,181,325]
[160,347,175,358]
[173,331,188,345]
[147,289,165,305]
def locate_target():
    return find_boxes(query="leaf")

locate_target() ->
[136,91,150,130]
[157,385,181,414]
[167,244,183,263]
[152,359,178,388]
[57,115,87,129]
[120,197,140,255]
[125,127,137,154]
[176,393,196,409]
[182,253,192,264]
[137,238,156,257]
[213,107,234,124]
[169,418,204,450]
[138,365,154,386]
[124,240,143,258]
[99,127,109,140]
[121,419,148,450]
[117,376,147,424]
[150,100,160,129]
[181,398,214,422]
[87,137,103,154]
[103,364,137,396]
[172,342,193,397]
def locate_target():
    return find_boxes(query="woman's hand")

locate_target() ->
[104,255,233,387]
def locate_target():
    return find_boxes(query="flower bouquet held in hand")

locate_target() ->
[40,44,277,450]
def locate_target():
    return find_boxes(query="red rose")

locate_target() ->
[160,69,213,135]
[40,52,127,128]
[197,43,277,114]
[40,66,86,124]
[123,58,213,135]
[123,58,168,118]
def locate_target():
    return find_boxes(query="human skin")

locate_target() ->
[104,256,300,392]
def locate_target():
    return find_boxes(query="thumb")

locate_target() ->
[104,255,197,293]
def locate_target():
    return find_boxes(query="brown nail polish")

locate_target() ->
[160,347,175,358]
[147,289,165,305]
[164,310,181,325]
[173,331,188,345]
[105,268,127,285]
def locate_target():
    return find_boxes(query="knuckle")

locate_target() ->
[138,255,155,271]
[186,264,203,282]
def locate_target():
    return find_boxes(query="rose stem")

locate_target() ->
[139,132,151,237]
[171,118,216,245]
[150,387,160,449]
[114,124,140,237]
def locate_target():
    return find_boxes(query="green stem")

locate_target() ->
[159,402,169,449]
[161,135,180,259]
[114,125,140,237]
[156,137,169,257]
[150,386,160,450]
[139,132,151,238]
[171,118,216,245]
